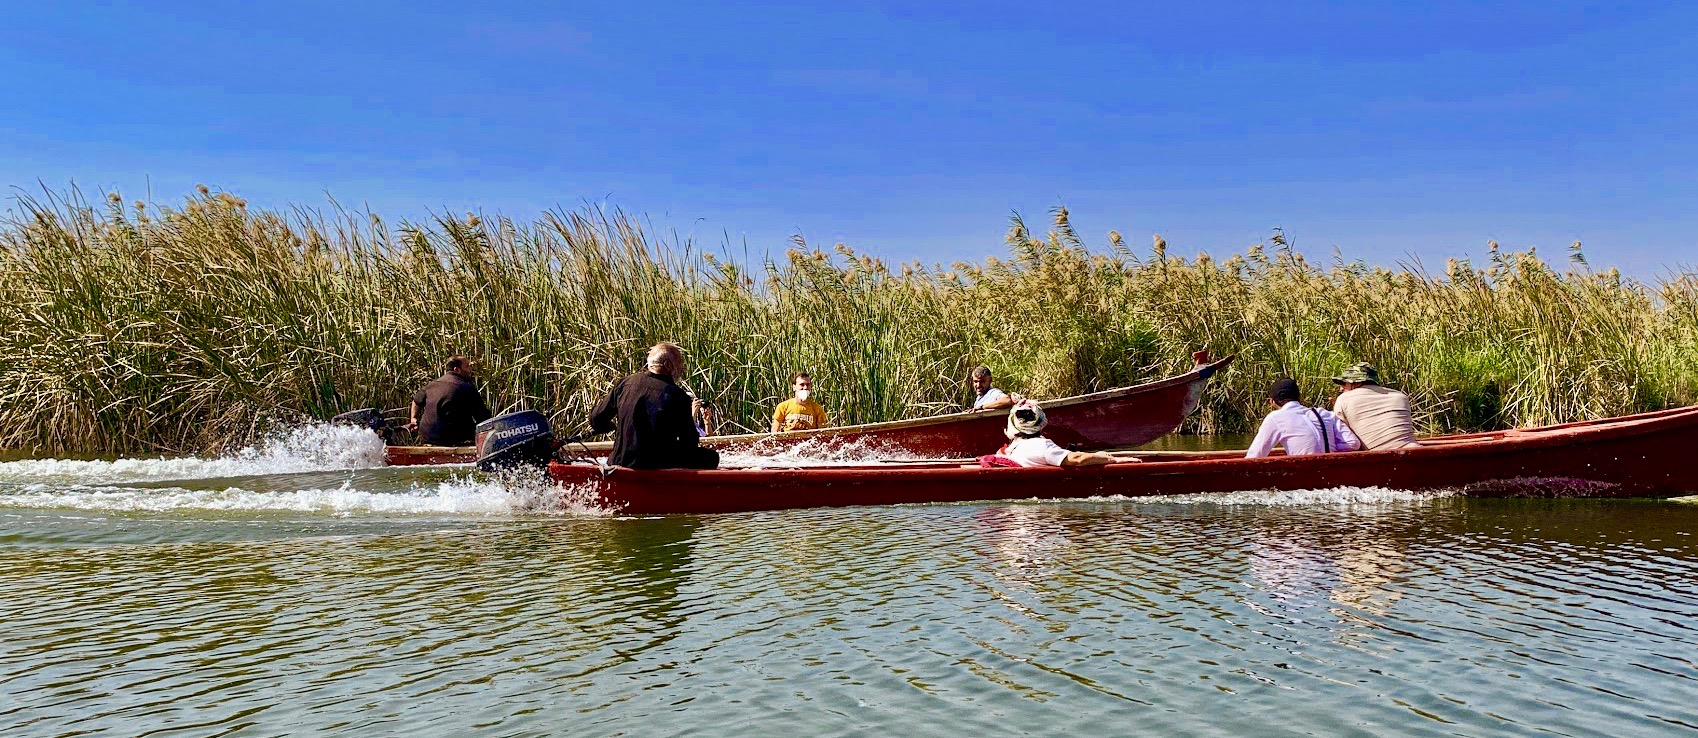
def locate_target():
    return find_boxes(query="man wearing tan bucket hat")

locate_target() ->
[1331,362,1420,450]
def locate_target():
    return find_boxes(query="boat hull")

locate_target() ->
[384,445,480,465]
[546,405,1698,515]
[384,355,1233,465]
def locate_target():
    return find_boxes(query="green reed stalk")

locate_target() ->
[2,186,1694,455]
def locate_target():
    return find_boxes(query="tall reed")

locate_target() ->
[2,187,1693,455]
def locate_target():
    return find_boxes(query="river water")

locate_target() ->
[3,425,1696,737]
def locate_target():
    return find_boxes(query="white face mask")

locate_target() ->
[795,389,811,402]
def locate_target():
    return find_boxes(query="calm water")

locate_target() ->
[3,426,1696,737]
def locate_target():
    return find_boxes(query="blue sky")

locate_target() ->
[3,1,1695,274]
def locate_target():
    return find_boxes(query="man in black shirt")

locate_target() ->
[589,342,719,470]
[407,355,493,446]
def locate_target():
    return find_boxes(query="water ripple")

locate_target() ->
[2,497,1697,736]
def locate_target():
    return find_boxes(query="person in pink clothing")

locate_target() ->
[1246,378,1361,458]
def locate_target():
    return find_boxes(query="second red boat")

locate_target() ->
[385,353,1234,465]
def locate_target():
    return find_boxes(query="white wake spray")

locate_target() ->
[0,472,616,517]
[0,422,389,487]
[718,436,936,468]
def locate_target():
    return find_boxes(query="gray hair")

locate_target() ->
[645,342,684,376]
[970,366,992,381]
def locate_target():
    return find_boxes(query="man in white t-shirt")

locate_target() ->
[970,366,1015,411]
[998,400,1122,467]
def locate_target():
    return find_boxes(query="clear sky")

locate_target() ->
[3,1,1695,275]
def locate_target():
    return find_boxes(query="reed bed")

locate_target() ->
[2,187,1695,456]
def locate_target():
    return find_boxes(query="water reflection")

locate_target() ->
[1330,535,1409,619]
[4,498,1698,736]
[971,500,1427,645]
[1246,512,1413,614]
[554,516,700,632]
[973,505,1074,580]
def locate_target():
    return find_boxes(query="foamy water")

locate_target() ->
[0,477,1453,518]
[717,436,933,468]
[0,476,574,516]
[0,422,388,486]
[0,422,579,517]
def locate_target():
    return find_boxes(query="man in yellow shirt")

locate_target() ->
[771,372,829,432]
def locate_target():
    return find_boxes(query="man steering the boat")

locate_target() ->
[589,342,720,470]
[1246,378,1361,458]
[406,355,493,446]
[994,400,1118,467]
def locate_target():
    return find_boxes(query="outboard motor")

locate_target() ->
[332,407,393,443]
[476,410,555,471]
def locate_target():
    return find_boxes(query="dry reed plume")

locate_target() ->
[3,187,1695,455]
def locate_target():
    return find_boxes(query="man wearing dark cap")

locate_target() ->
[1331,362,1419,450]
[1246,378,1361,458]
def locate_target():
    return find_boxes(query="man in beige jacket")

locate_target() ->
[1331,362,1420,450]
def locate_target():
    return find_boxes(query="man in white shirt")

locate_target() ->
[1246,378,1361,458]
[999,400,1120,467]
[970,366,1015,411]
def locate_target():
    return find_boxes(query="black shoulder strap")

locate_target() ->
[1309,408,1330,453]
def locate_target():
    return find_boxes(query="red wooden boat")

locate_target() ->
[384,353,1235,465]
[543,405,1698,515]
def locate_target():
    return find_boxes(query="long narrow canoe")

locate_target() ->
[544,405,1698,515]
[384,353,1235,465]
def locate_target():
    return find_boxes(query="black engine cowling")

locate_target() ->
[476,411,554,471]
[331,407,394,443]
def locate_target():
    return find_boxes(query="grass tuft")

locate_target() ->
[2,187,1694,455]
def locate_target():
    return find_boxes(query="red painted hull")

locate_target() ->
[546,405,1698,515]
[384,355,1233,465]
[383,445,479,465]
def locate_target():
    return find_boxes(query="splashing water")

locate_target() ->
[2,478,493,515]
[0,471,617,518]
[0,422,389,486]
[719,436,936,468]
[0,419,597,517]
